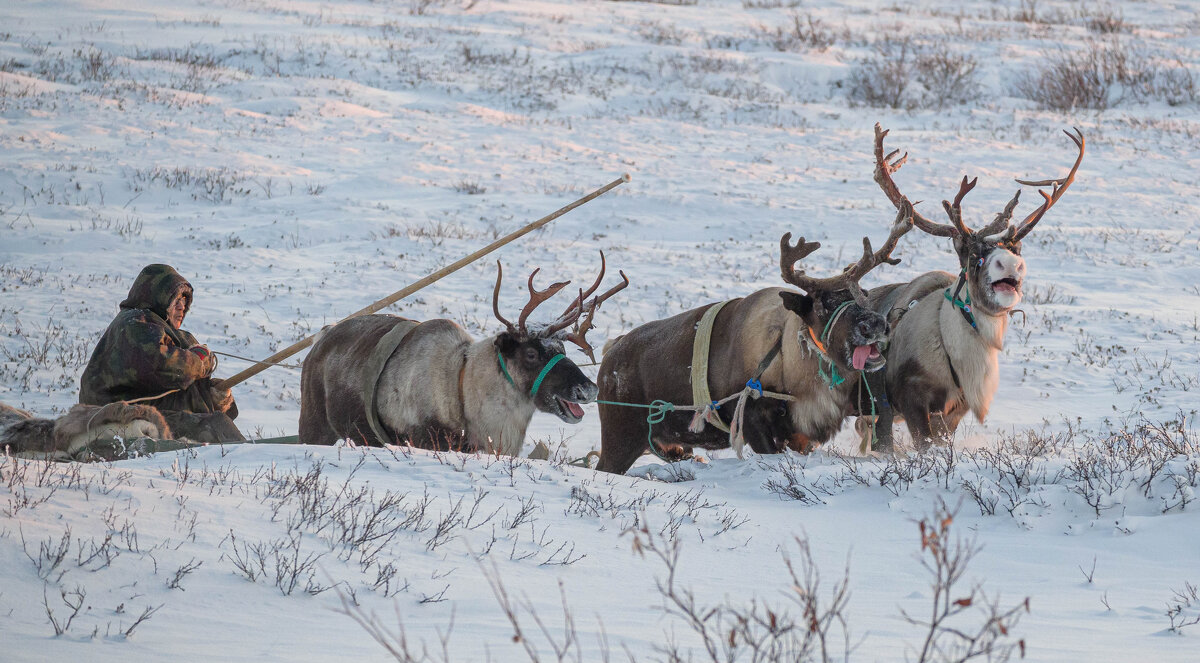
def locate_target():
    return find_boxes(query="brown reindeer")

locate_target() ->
[299,256,627,455]
[857,123,1084,450]
[595,209,913,474]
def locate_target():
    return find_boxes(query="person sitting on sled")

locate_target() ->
[79,264,244,444]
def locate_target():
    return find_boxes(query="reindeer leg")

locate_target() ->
[895,400,934,452]
[596,404,651,474]
[930,400,968,447]
[908,417,935,451]
[786,433,814,454]
[744,398,792,454]
[872,411,895,453]
[862,369,895,453]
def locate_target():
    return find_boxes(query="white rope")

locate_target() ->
[213,350,303,370]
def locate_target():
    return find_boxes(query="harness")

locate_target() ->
[598,298,867,463]
[944,268,978,331]
[795,300,855,388]
[691,301,733,434]
[364,322,568,446]
[497,350,567,397]
[944,257,1002,393]
[683,299,852,459]
[363,320,421,445]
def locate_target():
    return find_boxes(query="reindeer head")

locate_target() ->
[778,203,913,375]
[491,253,629,424]
[873,123,1084,317]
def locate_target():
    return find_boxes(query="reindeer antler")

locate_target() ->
[875,123,1084,244]
[941,176,979,237]
[541,252,629,361]
[545,251,609,335]
[874,123,954,237]
[516,269,571,335]
[492,261,571,336]
[492,261,517,334]
[1009,127,1085,242]
[562,270,629,362]
[780,200,914,303]
[979,190,1022,237]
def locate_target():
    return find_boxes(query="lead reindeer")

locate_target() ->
[299,255,627,455]
[596,209,913,475]
[858,123,1084,450]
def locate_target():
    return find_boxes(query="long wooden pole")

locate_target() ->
[214,173,631,390]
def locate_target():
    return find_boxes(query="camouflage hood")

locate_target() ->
[120,264,192,322]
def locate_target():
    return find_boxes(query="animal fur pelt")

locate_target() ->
[0,402,35,429]
[1,402,170,462]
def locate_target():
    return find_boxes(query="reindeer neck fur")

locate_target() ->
[771,312,857,440]
[461,337,535,456]
[937,289,1009,423]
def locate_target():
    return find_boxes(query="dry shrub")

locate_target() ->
[903,499,1029,662]
[1083,4,1127,34]
[607,0,698,4]
[847,38,979,111]
[754,12,835,52]
[743,0,801,8]
[1016,39,1197,110]
[636,20,689,46]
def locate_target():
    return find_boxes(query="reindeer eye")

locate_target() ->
[524,347,540,363]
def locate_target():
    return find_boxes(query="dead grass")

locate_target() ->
[1016,39,1196,110]
[847,38,980,110]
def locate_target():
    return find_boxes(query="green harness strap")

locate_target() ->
[944,269,978,330]
[809,300,854,388]
[530,353,566,396]
[497,351,567,398]
[594,398,678,461]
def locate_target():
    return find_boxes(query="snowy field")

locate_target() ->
[2,0,1200,660]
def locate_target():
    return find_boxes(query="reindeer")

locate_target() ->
[856,123,1084,451]
[299,255,627,455]
[595,209,913,474]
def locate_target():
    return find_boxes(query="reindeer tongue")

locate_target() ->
[563,400,585,419]
[852,345,876,371]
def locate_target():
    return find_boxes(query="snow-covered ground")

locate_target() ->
[2,0,1199,659]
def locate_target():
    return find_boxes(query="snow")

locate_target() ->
[2,0,1200,660]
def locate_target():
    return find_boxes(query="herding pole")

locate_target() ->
[214,173,631,391]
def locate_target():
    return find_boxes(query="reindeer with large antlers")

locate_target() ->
[856,123,1084,451]
[299,254,627,454]
[595,210,913,474]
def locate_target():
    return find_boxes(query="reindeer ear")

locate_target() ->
[952,235,970,266]
[494,332,519,355]
[779,291,814,319]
